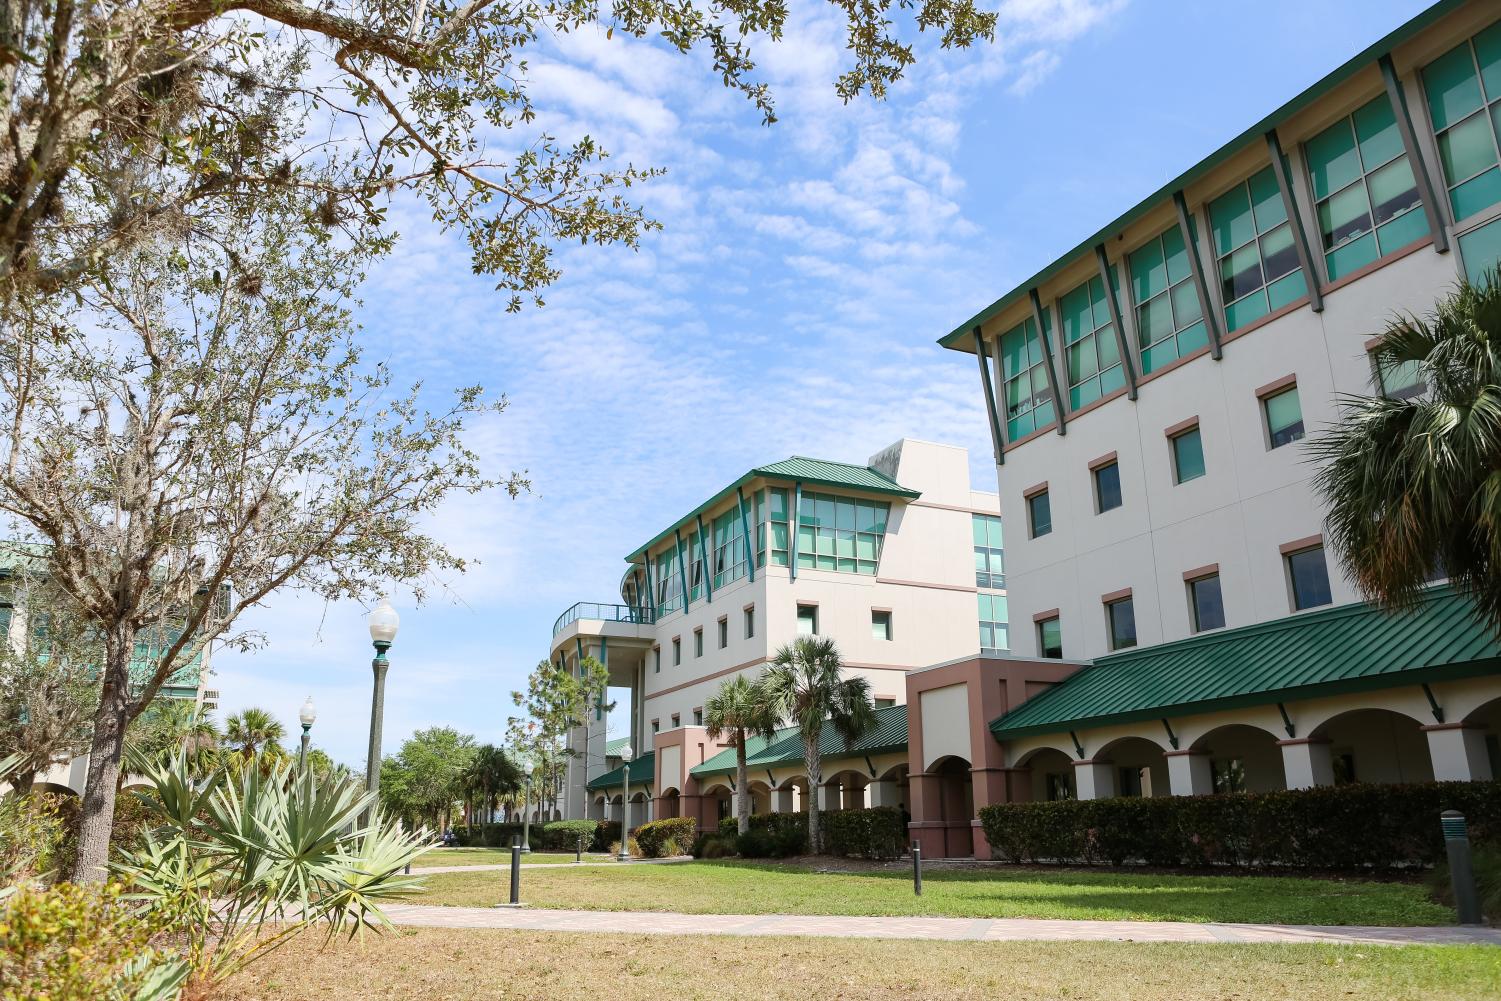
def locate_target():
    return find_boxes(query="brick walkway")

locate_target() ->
[378,902,1501,946]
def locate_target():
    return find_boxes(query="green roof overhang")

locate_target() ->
[691,704,909,777]
[587,750,655,791]
[938,0,1467,354]
[989,586,1501,741]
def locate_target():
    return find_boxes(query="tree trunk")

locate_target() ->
[804,735,823,855]
[735,735,750,835]
[70,633,133,882]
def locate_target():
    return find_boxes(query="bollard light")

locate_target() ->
[912,840,923,896]
[1441,810,1482,925]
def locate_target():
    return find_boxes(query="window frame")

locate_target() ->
[1259,381,1305,450]
[1207,165,1308,332]
[871,608,893,642]
[672,636,681,666]
[1168,423,1207,484]
[997,315,1057,440]
[743,604,755,639]
[653,646,661,674]
[1036,613,1063,659]
[1091,457,1123,514]
[1420,25,1501,225]
[1284,542,1334,612]
[1026,487,1052,539]
[796,603,819,636]
[1127,224,1211,374]
[1185,569,1225,633]
[1104,593,1137,651]
[717,616,728,650]
[1057,273,1126,409]
[693,627,704,658]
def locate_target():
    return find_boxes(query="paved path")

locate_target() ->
[379,902,1501,946]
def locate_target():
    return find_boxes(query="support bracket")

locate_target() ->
[1069,730,1085,759]
[864,754,877,778]
[1161,718,1179,751]
[1422,683,1445,724]
[1029,288,1068,435]
[1277,702,1295,739]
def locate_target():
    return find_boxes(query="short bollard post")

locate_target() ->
[509,841,521,906]
[576,834,583,864]
[912,840,923,896]
[1442,811,1482,925]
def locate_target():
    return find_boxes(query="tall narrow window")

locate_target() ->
[979,594,1008,653]
[693,708,703,726]
[766,488,791,567]
[1304,95,1425,279]
[1286,544,1333,611]
[693,627,704,657]
[672,637,681,666]
[1262,385,1305,449]
[1027,489,1052,539]
[1105,595,1137,651]
[998,316,1056,440]
[717,617,728,649]
[1208,165,1308,331]
[796,604,819,636]
[972,513,1004,588]
[671,713,680,728]
[1037,615,1063,659]
[1092,459,1122,514]
[1130,226,1210,374]
[1187,573,1225,632]
[1058,274,1126,409]
[651,720,660,734]
[871,609,892,641]
[653,647,661,674]
[1171,427,1206,483]
[743,605,755,639]
[1422,23,1501,223]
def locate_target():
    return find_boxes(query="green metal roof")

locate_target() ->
[938,0,1466,352]
[691,704,909,777]
[604,737,629,755]
[587,751,655,791]
[626,456,919,562]
[990,587,1501,741]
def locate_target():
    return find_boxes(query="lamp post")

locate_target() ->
[617,743,633,861]
[520,770,533,854]
[298,695,316,770]
[365,597,399,807]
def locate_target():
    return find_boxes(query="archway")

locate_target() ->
[702,783,733,824]
[1464,696,1501,779]
[588,793,607,821]
[629,790,652,824]
[932,755,973,857]
[656,787,681,819]
[1097,736,1170,798]
[875,763,910,813]
[746,780,772,815]
[776,776,809,814]
[1016,746,1075,802]
[823,768,869,811]
[1191,724,1285,792]
[1312,708,1432,785]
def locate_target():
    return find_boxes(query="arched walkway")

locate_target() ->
[875,763,910,813]
[1463,696,1501,779]
[746,780,772,815]
[1312,708,1432,785]
[1191,724,1285,793]
[655,788,681,819]
[823,768,869,811]
[1016,746,1075,802]
[1097,736,1169,798]
[932,755,974,857]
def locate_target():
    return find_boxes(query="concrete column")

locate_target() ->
[1072,759,1116,800]
[1164,750,1213,796]
[1278,738,1334,789]
[868,779,899,808]
[1424,724,1494,781]
[818,782,843,811]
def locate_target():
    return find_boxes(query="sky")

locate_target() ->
[213,0,1433,768]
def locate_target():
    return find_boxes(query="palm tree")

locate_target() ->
[223,707,287,772]
[126,699,220,778]
[761,637,875,854]
[1311,270,1501,636]
[704,674,780,835]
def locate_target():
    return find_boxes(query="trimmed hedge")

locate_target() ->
[978,781,1501,871]
[824,806,906,858]
[457,819,620,853]
[634,817,697,858]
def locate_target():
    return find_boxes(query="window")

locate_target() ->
[796,604,819,636]
[1286,544,1333,611]
[764,487,790,567]
[1187,573,1225,632]
[687,529,705,603]
[1045,772,1074,801]
[711,507,748,588]
[671,713,680,728]
[1422,23,1501,222]
[972,513,1005,588]
[1211,757,1246,794]
[653,647,661,674]
[693,708,703,726]
[1118,766,1145,798]
[1304,95,1425,279]
[1129,226,1209,373]
[795,491,888,574]
[1058,274,1126,409]
[1170,426,1206,483]
[1208,165,1308,332]
[1026,489,1052,538]
[1105,595,1137,651]
[979,594,1008,653]
[1093,459,1122,513]
[997,315,1056,439]
[654,545,683,616]
[1459,215,1501,285]
[1037,615,1062,659]
[651,720,660,734]
[672,637,681,666]
[717,617,728,649]
[1333,750,1357,785]
[693,628,703,657]
[1374,352,1424,400]
[875,697,897,709]
[871,609,892,641]
[1262,385,1304,449]
[743,605,755,639]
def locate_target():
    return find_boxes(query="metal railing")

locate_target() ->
[552,602,656,638]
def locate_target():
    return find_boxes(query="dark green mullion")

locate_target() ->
[642,558,655,619]
[1173,189,1225,360]
[674,528,690,612]
[696,513,714,603]
[1379,53,1450,253]
[598,637,607,721]
[790,482,803,581]
[1264,129,1324,311]
[1027,288,1067,435]
[1093,244,1139,400]
[971,326,1006,465]
[736,486,755,583]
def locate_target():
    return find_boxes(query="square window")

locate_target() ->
[717,617,728,649]
[1037,616,1063,659]
[693,708,703,726]
[1287,545,1333,610]
[1188,574,1225,632]
[1262,385,1304,449]
[1171,427,1206,483]
[672,637,681,666]
[744,606,755,639]
[1093,460,1122,513]
[797,604,819,636]
[871,609,892,641]
[693,628,704,657]
[1105,596,1137,651]
[1027,490,1052,538]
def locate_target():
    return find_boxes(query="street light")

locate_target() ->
[520,765,534,855]
[298,695,316,769]
[617,743,633,862]
[365,597,399,806]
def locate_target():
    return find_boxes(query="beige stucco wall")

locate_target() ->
[919,682,971,769]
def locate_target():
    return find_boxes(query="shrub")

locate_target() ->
[0,790,68,888]
[634,817,697,858]
[608,837,642,858]
[540,820,599,852]
[1429,844,1501,925]
[691,832,737,859]
[735,828,776,858]
[590,821,622,853]
[977,780,1501,871]
[823,806,906,859]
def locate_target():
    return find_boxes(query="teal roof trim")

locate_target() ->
[691,704,909,777]
[626,457,919,562]
[605,736,629,755]
[587,751,655,791]
[938,0,1467,352]
[989,587,1500,740]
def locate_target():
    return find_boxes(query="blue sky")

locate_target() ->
[214,0,1430,766]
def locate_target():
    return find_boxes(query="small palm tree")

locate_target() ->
[223,707,287,772]
[1311,270,1501,635]
[761,637,875,854]
[703,674,780,835]
[127,699,220,778]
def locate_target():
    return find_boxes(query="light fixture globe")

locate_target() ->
[367,597,399,645]
[299,695,317,727]
[618,743,633,762]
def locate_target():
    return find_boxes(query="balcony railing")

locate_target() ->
[552,602,656,638]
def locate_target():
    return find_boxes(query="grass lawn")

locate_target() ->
[404,859,1455,926]
[223,928,1501,1000]
[412,847,613,868]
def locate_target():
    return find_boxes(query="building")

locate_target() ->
[906,0,1501,857]
[551,438,1005,825]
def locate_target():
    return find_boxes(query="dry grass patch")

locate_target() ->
[221,928,1501,1001]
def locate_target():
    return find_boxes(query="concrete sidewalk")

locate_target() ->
[378,901,1501,946]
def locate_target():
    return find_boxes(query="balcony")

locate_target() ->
[552,602,656,638]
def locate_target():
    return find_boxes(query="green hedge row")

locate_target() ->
[713,808,904,858]
[634,817,697,857]
[457,820,621,853]
[977,781,1501,870]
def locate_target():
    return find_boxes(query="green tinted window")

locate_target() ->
[978,594,1008,653]
[1263,386,1304,449]
[1423,24,1501,222]
[1208,166,1308,332]
[1171,427,1206,483]
[1305,96,1424,279]
[1129,226,1209,373]
[794,490,887,575]
[1459,215,1501,286]
[1027,490,1051,539]
[997,316,1056,440]
[1058,273,1125,409]
[972,514,1004,588]
[1375,353,1424,399]
[1037,616,1063,659]
[654,545,682,616]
